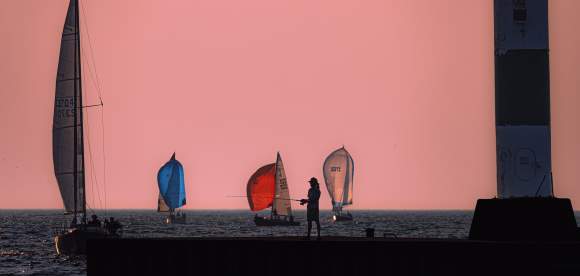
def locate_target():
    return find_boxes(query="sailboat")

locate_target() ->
[247,153,300,226]
[157,153,187,224]
[323,146,354,221]
[53,0,120,255]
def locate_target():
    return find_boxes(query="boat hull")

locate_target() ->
[333,213,353,222]
[55,227,115,255]
[165,216,187,224]
[254,216,300,227]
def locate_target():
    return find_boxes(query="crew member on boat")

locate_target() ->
[89,214,101,227]
[105,217,122,235]
[301,177,321,239]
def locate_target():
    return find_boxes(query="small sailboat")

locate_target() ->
[247,153,300,226]
[323,147,354,221]
[53,0,120,255]
[157,153,187,224]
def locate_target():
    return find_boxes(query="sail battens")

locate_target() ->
[56,78,80,82]
[53,124,81,130]
[323,147,354,210]
[55,171,84,175]
[60,37,78,43]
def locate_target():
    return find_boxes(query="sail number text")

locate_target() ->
[55,97,76,120]
[279,178,288,190]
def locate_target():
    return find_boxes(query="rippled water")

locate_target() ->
[1,209,568,275]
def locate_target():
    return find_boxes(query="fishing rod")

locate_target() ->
[226,195,303,202]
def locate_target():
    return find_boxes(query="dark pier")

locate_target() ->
[88,237,580,275]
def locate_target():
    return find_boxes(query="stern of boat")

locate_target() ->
[54,226,111,255]
[332,213,353,222]
[55,229,83,255]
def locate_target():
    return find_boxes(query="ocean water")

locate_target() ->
[0,210,575,275]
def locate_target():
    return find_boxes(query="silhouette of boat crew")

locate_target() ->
[88,214,101,227]
[104,217,122,235]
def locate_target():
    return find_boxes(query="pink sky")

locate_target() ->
[0,0,578,210]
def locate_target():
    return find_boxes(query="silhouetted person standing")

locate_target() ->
[301,177,321,239]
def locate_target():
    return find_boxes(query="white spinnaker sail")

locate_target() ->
[273,153,292,216]
[323,147,354,210]
[53,0,85,213]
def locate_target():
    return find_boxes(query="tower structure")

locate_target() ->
[469,0,577,241]
[495,0,552,198]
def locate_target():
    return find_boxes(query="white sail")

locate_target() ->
[273,153,292,216]
[157,193,171,212]
[323,147,354,210]
[53,0,85,213]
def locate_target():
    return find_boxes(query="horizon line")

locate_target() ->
[0,208,489,212]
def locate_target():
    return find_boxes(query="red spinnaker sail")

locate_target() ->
[246,163,276,211]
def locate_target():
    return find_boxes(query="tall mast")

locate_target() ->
[71,0,87,221]
[72,0,79,221]
[76,0,87,220]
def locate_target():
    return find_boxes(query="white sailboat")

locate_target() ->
[53,0,119,255]
[323,146,354,221]
[247,153,299,226]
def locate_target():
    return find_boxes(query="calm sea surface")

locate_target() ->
[1,210,578,275]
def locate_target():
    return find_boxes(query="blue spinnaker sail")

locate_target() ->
[157,153,186,210]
